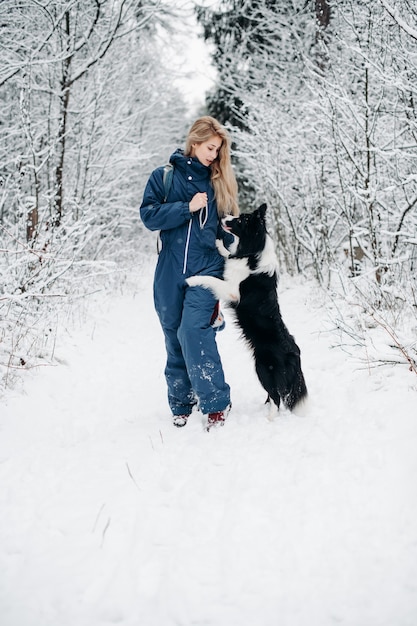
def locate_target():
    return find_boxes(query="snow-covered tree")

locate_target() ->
[0,0,189,388]
[196,0,417,370]
[200,1,417,296]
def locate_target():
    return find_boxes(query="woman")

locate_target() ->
[140,116,239,430]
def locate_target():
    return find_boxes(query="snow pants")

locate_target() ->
[154,267,230,417]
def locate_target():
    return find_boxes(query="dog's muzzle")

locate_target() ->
[221,216,234,232]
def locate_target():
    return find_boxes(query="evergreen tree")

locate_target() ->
[196,1,323,211]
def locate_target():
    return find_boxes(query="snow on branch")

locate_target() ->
[379,0,417,41]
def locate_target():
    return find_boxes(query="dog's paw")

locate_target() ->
[186,276,200,287]
[215,239,230,258]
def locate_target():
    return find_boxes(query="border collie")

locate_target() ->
[186,203,308,416]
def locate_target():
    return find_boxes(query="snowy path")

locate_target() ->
[1,266,416,626]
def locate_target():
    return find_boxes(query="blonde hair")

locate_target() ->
[185,116,239,217]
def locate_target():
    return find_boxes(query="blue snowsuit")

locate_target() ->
[140,149,231,416]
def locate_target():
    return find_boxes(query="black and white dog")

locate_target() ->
[187,204,308,416]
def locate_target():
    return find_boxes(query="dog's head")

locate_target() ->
[222,204,268,256]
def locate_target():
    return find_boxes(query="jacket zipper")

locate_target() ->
[183,219,192,274]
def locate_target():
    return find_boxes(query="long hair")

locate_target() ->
[185,116,239,217]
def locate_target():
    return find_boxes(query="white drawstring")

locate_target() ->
[183,219,192,274]
[199,205,208,229]
[183,204,208,274]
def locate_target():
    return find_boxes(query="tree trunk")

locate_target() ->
[54,11,71,227]
[315,0,330,29]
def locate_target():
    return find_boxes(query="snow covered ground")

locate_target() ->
[1,260,416,626]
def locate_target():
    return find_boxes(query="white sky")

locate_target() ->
[174,29,217,113]
[158,1,218,113]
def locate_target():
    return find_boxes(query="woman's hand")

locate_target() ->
[189,192,208,213]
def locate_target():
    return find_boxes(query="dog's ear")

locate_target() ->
[258,203,267,218]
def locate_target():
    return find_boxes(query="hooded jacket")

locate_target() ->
[140,149,227,279]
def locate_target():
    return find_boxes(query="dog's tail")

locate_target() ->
[288,392,309,417]
[282,352,309,415]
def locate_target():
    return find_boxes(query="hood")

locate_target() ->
[169,149,211,183]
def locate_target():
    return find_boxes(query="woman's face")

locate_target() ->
[192,135,222,167]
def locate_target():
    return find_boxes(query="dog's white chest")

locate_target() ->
[224,257,250,286]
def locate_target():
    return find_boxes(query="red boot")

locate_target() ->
[207,404,231,431]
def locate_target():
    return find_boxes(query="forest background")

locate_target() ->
[1,0,416,392]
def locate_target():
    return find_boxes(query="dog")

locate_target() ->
[186,203,308,416]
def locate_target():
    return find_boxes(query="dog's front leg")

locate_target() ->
[186,275,239,303]
[215,239,231,259]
